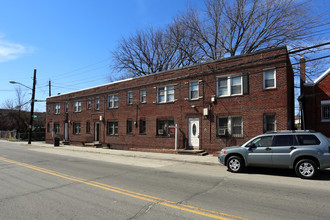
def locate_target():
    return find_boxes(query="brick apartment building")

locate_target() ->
[46,46,295,153]
[301,67,330,137]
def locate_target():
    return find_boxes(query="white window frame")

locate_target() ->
[157,85,175,103]
[87,99,91,109]
[107,121,118,135]
[108,94,119,109]
[127,91,133,104]
[95,97,100,110]
[189,81,199,100]
[217,75,243,97]
[140,90,146,103]
[321,100,330,122]
[263,68,276,89]
[74,101,82,112]
[54,104,60,114]
[217,116,243,137]
[65,103,68,113]
[73,122,81,134]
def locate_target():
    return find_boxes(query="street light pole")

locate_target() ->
[28,69,37,144]
[9,69,37,144]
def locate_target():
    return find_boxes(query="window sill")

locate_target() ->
[217,94,243,99]
[156,135,174,138]
[263,87,277,91]
[321,119,330,122]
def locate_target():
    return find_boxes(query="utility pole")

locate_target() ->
[49,80,51,96]
[28,69,37,144]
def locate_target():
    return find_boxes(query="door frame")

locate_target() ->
[188,118,200,150]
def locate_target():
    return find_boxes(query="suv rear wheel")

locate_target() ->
[227,156,244,173]
[295,159,318,179]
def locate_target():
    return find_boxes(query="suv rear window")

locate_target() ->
[296,135,321,145]
[272,135,298,146]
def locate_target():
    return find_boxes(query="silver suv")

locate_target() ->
[218,131,330,179]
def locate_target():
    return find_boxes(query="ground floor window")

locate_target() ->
[73,122,81,134]
[217,116,242,136]
[321,100,330,122]
[264,113,276,132]
[127,120,133,134]
[86,121,91,133]
[54,123,60,134]
[107,121,118,135]
[140,119,146,134]
[157,119,174,136]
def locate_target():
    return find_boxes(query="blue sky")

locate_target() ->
[0,0,329,112]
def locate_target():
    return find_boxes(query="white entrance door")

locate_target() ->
[188,118,199,149]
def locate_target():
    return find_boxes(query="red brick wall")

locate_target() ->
[304,73,330,137]
[46,47,294,153]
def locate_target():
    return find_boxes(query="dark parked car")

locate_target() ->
[218,130,330,179]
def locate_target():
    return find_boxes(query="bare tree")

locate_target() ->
[111,0,327,76]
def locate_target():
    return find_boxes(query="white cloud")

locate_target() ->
[0,34,32,62]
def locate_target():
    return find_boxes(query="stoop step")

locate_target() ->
[177,150,208,156]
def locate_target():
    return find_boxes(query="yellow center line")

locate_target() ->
[0,157,250,220]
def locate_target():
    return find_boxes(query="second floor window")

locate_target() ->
[140,90,146,103]
[74,101,81,112]
[217,76,242,97]
[108,94,118,109]
[189,81,199,100]
[87,99,91,109]
[127,92,133,104]
[263,69,276,89]
[65,103,68,113]
[95,97,100,110]
[157,85,174,103]
[54,104,60,114]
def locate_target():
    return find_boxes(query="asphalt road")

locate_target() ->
[1,141,330,220]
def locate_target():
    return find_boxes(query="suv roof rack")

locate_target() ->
[265,130,316,134]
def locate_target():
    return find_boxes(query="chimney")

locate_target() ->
[300,56,306,95]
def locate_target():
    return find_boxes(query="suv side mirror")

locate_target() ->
[247,142,256,150]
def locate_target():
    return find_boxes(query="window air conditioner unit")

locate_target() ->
[218,128,227,136]
[203,108,209,116]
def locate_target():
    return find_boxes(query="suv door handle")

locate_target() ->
[265,147,272,151]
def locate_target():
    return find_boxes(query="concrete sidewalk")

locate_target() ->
[18,141,220,166]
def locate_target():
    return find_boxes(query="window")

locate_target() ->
[107,121,118,135]
[127,120,133,134]
[65,103,68,113]
[273,135,297,146]
[108,94,118,108]
[297,135,321,145]
[95,97,100,110]
[263,69,276,89]
[217,116,242,136]
[127,92,133,104]
[321,100,330,122]
[87,99,91,109]
[157,119,174,136]
[189,81,199,100]
[140,90,146,103]
[264,114,276,132]
[47,105,51,114]
[73,122,81,134]
[74,101,81,112]
[217,75,242,97]
[86,121,90,133]
[157,86,174,103]
[139,119,146,134]
[54,123,60,134]
[54,104,60,114]
[250,136,273,147]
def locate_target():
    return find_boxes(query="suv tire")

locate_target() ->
[295,159,318,179]
[227,156,244,173]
